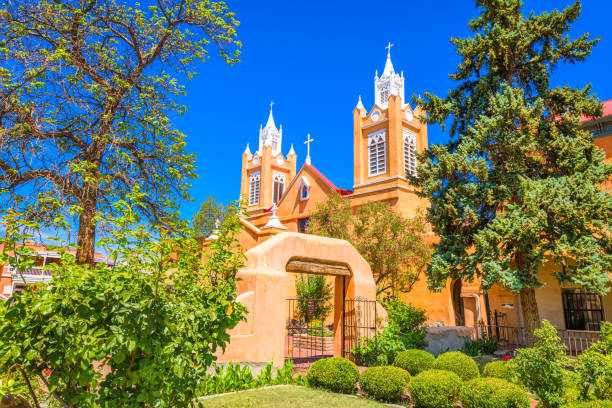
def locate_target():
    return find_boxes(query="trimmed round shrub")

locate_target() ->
[566,401,612,408]
[306,357,359,394]
[359,366,410,402]
[433,351,480,381]
[408,369,462,408]
[597,375,612,401]
[460,377,530,408]
[394,349,435,376]
[483,360,514,381]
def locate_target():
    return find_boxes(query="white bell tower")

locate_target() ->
[374,42,405,109]
[259,101,283,156]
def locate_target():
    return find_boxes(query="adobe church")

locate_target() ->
[233,45,612,342]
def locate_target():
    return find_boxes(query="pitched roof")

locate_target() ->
[307,164,353,196]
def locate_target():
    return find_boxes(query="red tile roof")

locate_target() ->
[306,164,353,196]
[580,99,612,123]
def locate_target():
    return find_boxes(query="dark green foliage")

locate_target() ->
[483,360,515,382]
[463,333,499,356]
[295,275,333,322]
[433,351,480,381]
[352,299,427,366]
[197,360,303,396]
[306,357,359,394]
[358,366,410,402]
[393,349,435,376]
[408,369,462,408]
[576,322,612,399]
[460,377,530,408]
[414,0,612,338]
[566,401,612,408]
[512,320,568,408]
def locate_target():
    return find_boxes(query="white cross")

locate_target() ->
[270,100,274,110]
[304,133,314,164]
[386,41,394,56]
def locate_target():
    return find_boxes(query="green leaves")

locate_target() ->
[0,202,246,407]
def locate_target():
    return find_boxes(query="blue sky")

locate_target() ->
[175,0,612,220]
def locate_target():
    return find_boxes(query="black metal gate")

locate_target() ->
[286,298,334,369]
[342,298,377,364]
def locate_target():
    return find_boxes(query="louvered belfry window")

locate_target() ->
[368,130,386,176]
[403,129,417,177]
[249,171,260,206]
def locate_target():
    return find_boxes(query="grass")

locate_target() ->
[196,385,391,407]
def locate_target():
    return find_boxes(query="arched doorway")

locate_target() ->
[452,280,465,326]
[216,232,377,367]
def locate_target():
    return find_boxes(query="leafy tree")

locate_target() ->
[307,192,432,295]
[192,196,237,242]
[0,0,241,265]
[295,274,333,323]
[413,0,611,344]
[0,199,246,407]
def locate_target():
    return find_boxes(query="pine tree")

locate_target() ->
[414,0,612,345]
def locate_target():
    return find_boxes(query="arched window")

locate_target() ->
[403,129,417,177]
[249,171,260,206]
[273,172,285,204]
[368,130,386,176]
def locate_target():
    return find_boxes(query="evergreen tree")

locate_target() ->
[414,0,612,344]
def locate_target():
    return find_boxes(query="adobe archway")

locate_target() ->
[216,232,377,367]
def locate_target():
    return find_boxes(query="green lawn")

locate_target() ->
[196,385,391,407]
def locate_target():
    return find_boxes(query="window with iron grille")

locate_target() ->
[403,129,417,177]
[249,171,260,206]
[368,130,386,176]
[562,288,604,331]
[298,217,310,234]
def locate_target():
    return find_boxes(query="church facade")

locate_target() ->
[235,46,612,344]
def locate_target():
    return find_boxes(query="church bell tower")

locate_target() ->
[351,44,428,215]
[240,104,297,215]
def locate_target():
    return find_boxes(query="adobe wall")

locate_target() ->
[216,232,376,367]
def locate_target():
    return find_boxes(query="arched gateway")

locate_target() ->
[216,232,377,367]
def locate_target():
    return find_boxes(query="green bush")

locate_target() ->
[512,320,568,408]
[463,333,499,356]
[576,322,612,400]
[408,369,462,408]
[433,351,480,381]
[460,377,530,408]
[597,374,612,401]
[566,401,612,408]
[483,360,514,382]
[351,298,427,366]
[359,366,410,402]
[394,349,435,375]
[295,275,333,322]
[306,357,359,394]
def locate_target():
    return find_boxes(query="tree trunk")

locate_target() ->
[519,286,541,347]
[76,186,98,266]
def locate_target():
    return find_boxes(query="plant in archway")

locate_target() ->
[412,0,612,346]
[295,274,333,324]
